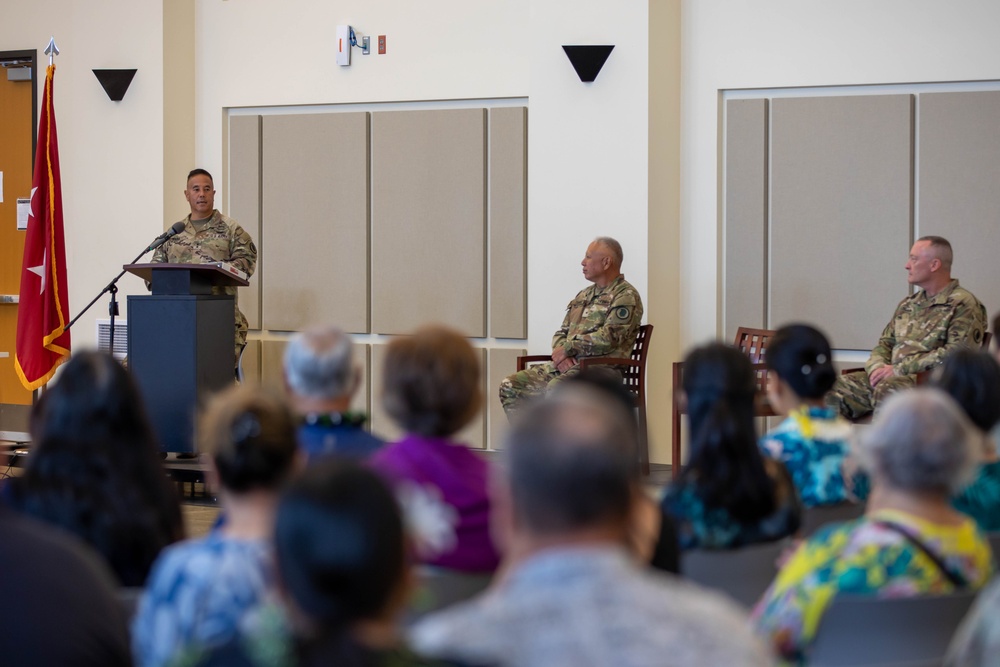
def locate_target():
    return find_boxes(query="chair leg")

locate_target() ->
[637,406,650,476]
[671,406,682,480]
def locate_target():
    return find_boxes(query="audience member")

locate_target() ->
[284,324,384,461]
[930,349,1000,531]
[0,509,132,666]
[661,343,801,549]
[370,325,498,572]
[753,389,993,665]
[761,324,866,507]
[827,236,987,420]
[188,461,463,667]
[554,369,679,573]
[411,390,772,666]
[6,350,183,586]
[132,386,299,667]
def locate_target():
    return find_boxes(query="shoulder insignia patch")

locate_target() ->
[615,306,630,320]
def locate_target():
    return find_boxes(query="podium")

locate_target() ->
[125,263,249,453]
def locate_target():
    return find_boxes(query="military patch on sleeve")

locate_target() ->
[974,328,983,344]
[615,306,630,320]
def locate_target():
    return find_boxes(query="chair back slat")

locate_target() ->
[735,327,774,364]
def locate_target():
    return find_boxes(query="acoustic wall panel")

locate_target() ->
[229,115,261,331]
[487,348,524,450]
[919,91,1000,323]
[724,99,768,342]
[371,109,487,336]
[370,343,487,449]
[261,113,370,333]
[770,95,913,349]
[260,339,370,415]
[490,108,528,339]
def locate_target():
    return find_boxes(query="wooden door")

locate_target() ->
[0,51,37,427]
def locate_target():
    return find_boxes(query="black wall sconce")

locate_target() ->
[562,45,614,83]
[93,69,137,101]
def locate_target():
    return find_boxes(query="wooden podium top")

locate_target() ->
[125,262,249,289]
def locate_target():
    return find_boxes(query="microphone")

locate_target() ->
[146,221,187,252]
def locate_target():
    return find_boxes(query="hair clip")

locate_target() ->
[801,364,812,375]
[817,353,828,364]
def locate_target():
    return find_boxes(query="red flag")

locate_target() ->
[14,64,71,390]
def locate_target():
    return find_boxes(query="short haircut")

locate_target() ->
[917,235,953,269]
[382,325,482,437]
[284,325,355,401]
[766,323,836,400]
[198,385,298,493]
[503,393,636,534]
[931,349,1000,433]
[593,236,624,266]
[186,168,213,186]
[858,388,977,494]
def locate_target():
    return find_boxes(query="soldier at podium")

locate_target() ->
[152,168,257,366]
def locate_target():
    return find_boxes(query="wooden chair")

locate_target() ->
[809,591,979,666]
[680,538,790,609]
[671,327,777,479]
[516,324,654,475]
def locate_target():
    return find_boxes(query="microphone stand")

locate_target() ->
[65,243,160,354]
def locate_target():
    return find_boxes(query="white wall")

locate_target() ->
[681,0,1000,348]
[0,1,167,353]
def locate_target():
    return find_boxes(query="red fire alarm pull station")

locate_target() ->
[378,35,386,54]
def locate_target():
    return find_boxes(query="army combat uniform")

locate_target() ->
[827,279,986,420]
[499,275,643,417]
[151,210,258,363]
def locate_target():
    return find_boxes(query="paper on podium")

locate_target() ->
[210,261,249,282]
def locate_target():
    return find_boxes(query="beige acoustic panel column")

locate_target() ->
[487,348,525,450]
[770,95,913,350]
[490,108,528,339]
[240,339,261,385]
[261,113,370,333]
[370,343,486,449]
[229,115,262,331]
[260,338,370,416]
[371,109,486,336]
[724,99,768,342]
[919,91,1000,323]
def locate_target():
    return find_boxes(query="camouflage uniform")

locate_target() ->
[499,275,643,417]
[151,210,257,362]
[827,279,986,420]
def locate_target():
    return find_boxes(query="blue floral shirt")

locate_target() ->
[131,534,276,667]
[760,406,868,507]
[953,460,1000,532]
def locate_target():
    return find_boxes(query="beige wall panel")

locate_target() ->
[487,348,525,450]
[490,107,528,339]
[370,343,486,449]
[229,115,261,331]
[371,109,486,336]
[240,339,261,386]
[919,91,1000,325]
[724,99,768,341]
[770,95,913,350]
[261,113,369,333]
[261,338,370,415]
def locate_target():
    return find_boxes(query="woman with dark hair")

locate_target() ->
[369,325,497,572]
[931,348,1000,531]
[6,350,183,586]
[132,385,300,667]
[187,462,462,667]
[760,323,865,507]
[661,343,800,549]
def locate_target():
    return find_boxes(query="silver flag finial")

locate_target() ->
[44,37,60,65]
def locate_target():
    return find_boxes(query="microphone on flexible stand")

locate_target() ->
[147,221,187,252]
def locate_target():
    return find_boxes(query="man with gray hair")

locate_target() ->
[499,236,643,417]
[283,324,383,461]
[411,392,772,667]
